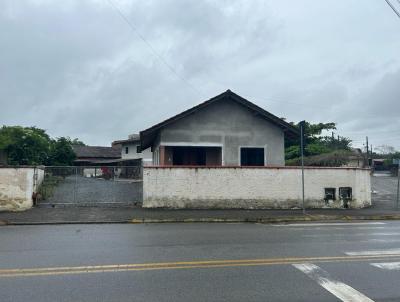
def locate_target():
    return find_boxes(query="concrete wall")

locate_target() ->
[158,98,285,165]
[0,167,44,211]
[121,142,153,165]
[143,167,371,209]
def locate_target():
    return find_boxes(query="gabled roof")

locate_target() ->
[72,145,121,159]
[112,134,140,146]
[140,90,299,150]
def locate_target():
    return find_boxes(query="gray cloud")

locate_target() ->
[0,0,399,150]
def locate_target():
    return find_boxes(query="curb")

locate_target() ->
[130,214,400,224]
[0,220,130,226]
[2,214,400,225]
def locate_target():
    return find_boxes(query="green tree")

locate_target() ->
[49,137,76,166]
[0,126,83,166]
[71,138,85,146]
[285,122,352,165]
[0,126,51,165]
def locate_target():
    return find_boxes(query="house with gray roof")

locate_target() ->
[140,90,298,166]
[72,145,121,165]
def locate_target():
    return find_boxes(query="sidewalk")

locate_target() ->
[1,204,400,225]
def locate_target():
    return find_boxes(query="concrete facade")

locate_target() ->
[143,167,371,209]
[153,98,285,166]
[114,134,153,165]
[0,167,44,211]
[121,141,153,165]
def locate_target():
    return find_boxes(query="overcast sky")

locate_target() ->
[1,0,399,151]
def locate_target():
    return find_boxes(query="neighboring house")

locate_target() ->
[72,145,121,166]
[342,148,365,168]
[112,134,153,166]
[372,158,385,170]
[140,90,298,166]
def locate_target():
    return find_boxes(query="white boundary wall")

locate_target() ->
[0,167,44,211]
[143,167,371,209]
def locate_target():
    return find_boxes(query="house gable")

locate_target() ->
[158,98,287,165]
[140,90,298,151]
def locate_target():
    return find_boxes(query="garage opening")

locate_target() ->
[171,146,222,166]
[240,147,265,166]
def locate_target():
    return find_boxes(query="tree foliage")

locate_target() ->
[285,121,352,166]
[0,126,84,166]
[49,137,77,166]
[286,150,354,167]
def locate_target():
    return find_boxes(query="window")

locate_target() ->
[125,146,129,154]
[170,146,222,166]
[136,145,142,153]
[339,187,352,200]
[339,187,352,208]
[324,188,336,201]
[240,147,265,166]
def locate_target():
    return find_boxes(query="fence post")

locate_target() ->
[113,166,116,204]
[396,165,400,210]
[33,166,38,206]
[300,120,306,214]
[74,166,77,203]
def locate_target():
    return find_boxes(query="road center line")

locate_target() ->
[293,263,375,302]
[1,254,400,278]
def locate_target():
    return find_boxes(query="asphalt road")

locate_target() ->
[1,222,400,302]
[372,175,399,210]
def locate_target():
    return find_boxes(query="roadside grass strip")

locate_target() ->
[2,254,400,278]
[293,263,374,302]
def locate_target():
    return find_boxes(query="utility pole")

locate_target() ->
[397,163,400,210]
[300,121,306,215]
[366,136,369,167]
[331,132,335,149]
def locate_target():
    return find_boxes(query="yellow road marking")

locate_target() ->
[1,254,400,278]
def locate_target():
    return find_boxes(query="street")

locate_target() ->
[372,175,399,208]
[1,222,400,302]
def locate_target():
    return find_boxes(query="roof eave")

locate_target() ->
[139,90,300,148]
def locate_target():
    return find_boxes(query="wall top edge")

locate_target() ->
[0,165,45,169]
[144,165,371,171]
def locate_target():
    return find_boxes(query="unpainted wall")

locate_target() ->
[158,98,285,165]
[143,167,371,209]
[0,167,44,211]
[121,142,153,165]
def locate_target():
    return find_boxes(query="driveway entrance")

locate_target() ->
[37,166,142,207]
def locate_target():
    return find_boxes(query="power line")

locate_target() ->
[239,93,327,109]
[384,0,400,19]
[345,128,400,135]
[106,0,204,97]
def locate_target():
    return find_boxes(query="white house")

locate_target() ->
[112,134,153,166]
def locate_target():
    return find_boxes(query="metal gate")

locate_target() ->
[37,166,142,207]
[372,169,399,210]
